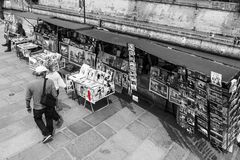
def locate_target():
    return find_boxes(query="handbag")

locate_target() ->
[40,78,56,108]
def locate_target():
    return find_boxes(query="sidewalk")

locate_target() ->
[0,24,239,160]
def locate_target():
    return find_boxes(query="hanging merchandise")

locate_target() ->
[128,43,137,94]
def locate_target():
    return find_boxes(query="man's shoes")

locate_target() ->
[4,49,11,52]
[2,43,7,46]
[42,135,52,143]
[55,117,64,128]
[237,142,240,148]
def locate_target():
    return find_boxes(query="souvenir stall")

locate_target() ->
[68,64,115,112]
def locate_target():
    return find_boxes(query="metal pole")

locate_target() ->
[83,0,86,24]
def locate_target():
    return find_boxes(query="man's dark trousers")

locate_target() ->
[33,107,54,136]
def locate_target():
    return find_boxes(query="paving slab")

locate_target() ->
[149,126,173,149]
[138,112,162,129]
[0,120,32,143]
[8,142,53,160]
[62,128,77,140]
[68,119,92,136]
[126,120,150,140]
[44,148,72,160]
[111,129,142,154]
[124,139,166,160]
[105,112,128,131]
[61,106,90,127]
[49,132,71,150]
[95,122,116,139]
[0,128,43,159]
[90,139,128,160]
[163,142,188,160]
[83,105,120,126]
[128,102,146,117]
[66,130,105,159]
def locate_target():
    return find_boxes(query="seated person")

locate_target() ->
[3,22,26,52]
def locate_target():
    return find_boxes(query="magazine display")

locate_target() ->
[29,50,62,71]
[69,64,115,104]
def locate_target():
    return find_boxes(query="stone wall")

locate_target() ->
[37,0,240,37]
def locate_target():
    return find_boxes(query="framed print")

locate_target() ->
[78,48,86,65]
[169,87,182,106]
[59,42,69,59]
[69,45,80,64]
[208,88,223,104]
[149,79,168,99]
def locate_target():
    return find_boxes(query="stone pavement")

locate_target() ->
[0,24,239,160]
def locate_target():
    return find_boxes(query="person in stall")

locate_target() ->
[2,22,26,52]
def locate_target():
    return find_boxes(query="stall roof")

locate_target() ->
[16,11,50,20]
[40,17,93,30]
[4,10,50,20]
[78,29,239,82]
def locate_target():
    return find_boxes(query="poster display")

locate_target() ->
[69,64,115,104]
[128,43,137,93]
[149,79,168,99]
[177,97,195,134]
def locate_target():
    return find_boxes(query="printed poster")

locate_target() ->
[59,42,69,59]
[149,79,168,99]
[169,87,181,106]
[211,71,222,87]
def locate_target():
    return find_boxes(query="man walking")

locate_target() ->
[25,66,57,143]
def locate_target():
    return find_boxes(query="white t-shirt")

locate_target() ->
[46,71,66,90]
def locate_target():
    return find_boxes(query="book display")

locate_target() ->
[29,50,62,71]
[68,64,115,111]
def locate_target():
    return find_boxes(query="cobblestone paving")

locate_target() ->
[0,24,239,160]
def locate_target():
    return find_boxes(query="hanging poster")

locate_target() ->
[69,45,80,64]
[211,71,222,87]
[59,42,69,59]
[115,71,123,86]
[167,71,179,89]
[208,88,223,104]
[122,73,129,89]
[178,66,187,83]
[78,48,86,65]
[128,43,137,92]
[149,79,168,99]
[121,60,129,72]
[150,66,160,81]
[85,51,96,68]
[169,87,181,106]
[159,68,169,83]
[113,58,123,69]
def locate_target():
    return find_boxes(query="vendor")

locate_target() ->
[3,22,26,52]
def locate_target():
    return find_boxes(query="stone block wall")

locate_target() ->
[38,0,240,37]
